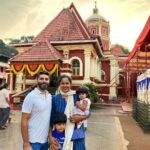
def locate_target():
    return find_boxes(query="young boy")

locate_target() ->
[51,113,67,150]
[72,86,91,129]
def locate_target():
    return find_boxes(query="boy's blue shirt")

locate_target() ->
[52,129,65,150]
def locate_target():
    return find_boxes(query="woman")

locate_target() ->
[49,75,88,150]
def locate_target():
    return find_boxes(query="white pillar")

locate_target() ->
[96,58,100,80]
[96,58,98,79]
[94,58,97,78]
[95,57,101,81]
[23,73,26,90]
[63,50,69,60]
[60,59,72,77]
[60,50,72,76]
[84,52,91,82]
[90,58,94,77]
[99,61,102,81]
[109,59,117,100]
[16,73,23,92]
[10,73,13,94]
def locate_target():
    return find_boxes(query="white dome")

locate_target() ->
[87,14,107,22]
[86,2,107,23]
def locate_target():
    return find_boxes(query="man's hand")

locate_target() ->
[49,136,60,150]
[23,143,32,150]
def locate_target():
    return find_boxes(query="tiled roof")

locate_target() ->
[34,4,91,42]
[111,44,127,57]
[10,41,63,63]
[10,3,103,63]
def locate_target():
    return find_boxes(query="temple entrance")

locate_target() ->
[10,63,61,107]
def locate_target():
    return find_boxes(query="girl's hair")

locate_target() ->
[58,75,72,85]
[76,86,89,97]
[53,113,67,125]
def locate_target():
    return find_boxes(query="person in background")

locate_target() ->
[0,83,10,129]
[21,71,52,150]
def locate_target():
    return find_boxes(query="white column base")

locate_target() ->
[109,86,117,100]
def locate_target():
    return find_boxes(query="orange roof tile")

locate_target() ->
[34,4,91,42]
[111,44,127,57]
[10,41,63,63]
[10,3,103,63]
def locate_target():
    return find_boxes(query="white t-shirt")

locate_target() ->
[0,88,10,108]
[22,88,52,143]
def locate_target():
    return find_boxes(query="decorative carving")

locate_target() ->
[63,50,69,59]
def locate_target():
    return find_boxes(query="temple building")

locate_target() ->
[9,2,128,102]
[10,3,103,96]
[85,2,128,101]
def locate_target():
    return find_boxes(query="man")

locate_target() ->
[0,83,10,129]
[21,71,52,150]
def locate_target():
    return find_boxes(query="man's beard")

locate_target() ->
[38,83,49,91]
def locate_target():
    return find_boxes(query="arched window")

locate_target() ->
[71,59,80,76]
[91,28,96,34]
[90,27,97,35]
[101,70,106,81]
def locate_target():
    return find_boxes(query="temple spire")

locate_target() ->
[93,1,99,14]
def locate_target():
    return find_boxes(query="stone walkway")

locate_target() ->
[121,102,132,112]
[86,107,129,150]
[0,107,128,150]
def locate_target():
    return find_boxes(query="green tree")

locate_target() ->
[111,44,130,54]
[0,39,18,58]
[84,83,99,103]
[8,38,20,44]
[8,35,34,44]
[120,45,130,54]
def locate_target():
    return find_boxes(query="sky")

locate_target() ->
[0,0,150,50]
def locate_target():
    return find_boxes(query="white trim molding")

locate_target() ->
[70,56,83,76]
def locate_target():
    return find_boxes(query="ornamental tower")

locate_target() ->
[86,1,111,51]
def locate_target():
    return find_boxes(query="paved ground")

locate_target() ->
[86,107,128,150]
[119,115,150,150]
[0,107,128,150]
[0,111,22,150]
